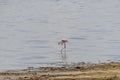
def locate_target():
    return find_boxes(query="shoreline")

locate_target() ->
[1,61,120,80]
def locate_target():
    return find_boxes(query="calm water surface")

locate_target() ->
[0,0,120,70]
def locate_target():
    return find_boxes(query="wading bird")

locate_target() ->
[58,39,68,64]
[58,39,68,48]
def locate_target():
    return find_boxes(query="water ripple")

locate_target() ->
[21,56,47,60]
[30,46,50,48]
[25,40,49,44]
[69,37,86,40]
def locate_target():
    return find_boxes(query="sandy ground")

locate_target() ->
[1,62,120,80]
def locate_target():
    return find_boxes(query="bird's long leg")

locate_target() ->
[61,48,67,65]
[61,48,64,55]
[61,48,64,62]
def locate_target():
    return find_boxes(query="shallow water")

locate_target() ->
[0,0,120,70]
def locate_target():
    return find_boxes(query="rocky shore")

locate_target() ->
[1,62,120,80]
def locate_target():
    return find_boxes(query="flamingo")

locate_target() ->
[58,39,68,65]
[58,39,68,49]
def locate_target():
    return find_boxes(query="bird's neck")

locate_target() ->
[64,43,66,48]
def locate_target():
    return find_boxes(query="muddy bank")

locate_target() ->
[0,62,120,80]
